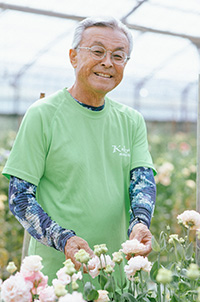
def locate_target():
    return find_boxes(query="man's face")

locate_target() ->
[70,26,129,97]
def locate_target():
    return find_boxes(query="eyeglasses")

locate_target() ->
[77,45,130,65]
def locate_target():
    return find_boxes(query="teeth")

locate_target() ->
[96,73,111,78]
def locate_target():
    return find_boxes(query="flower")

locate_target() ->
[104,264,114,274]
[75,249,91,264]
[112,251,123,264]
[21,270,48,295]
[63,259,76,276]
[58,291,86,302]
[39,286,57,301]
[124,256,152,280]
[186,263,200,280]
[1,272,32,302]
[54,282,68,297]
[168,234,179,244]
[95,290,110,302]
[94,244,108,256]
[71,280,79,290]
[156,268,172,284]
[21,255,43,273]
[121,239,146,255]
[55,267,71,285]
[177,210,200,230]
[88,255,115,278]
[6,261,17,274]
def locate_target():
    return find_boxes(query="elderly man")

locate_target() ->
[3,17,156,283]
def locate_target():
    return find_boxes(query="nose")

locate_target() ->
[101,51,113,67]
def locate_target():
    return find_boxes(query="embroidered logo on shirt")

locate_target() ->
[112,145,130,157]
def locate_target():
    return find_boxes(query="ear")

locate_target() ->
[69,49,78,68]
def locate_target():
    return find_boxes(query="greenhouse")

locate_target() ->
[0,0,200,301]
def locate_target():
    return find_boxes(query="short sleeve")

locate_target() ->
[3,105,49,185]
[130,113,156,175]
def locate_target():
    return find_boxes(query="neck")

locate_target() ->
[67,85,105,107]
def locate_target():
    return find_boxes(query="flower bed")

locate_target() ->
[1,210,200,301]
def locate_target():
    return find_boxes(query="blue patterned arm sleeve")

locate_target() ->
[9,176,76,252]
[128,167,156,237]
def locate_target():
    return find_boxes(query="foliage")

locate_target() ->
[0,124,197,285]
[1,210,200,301]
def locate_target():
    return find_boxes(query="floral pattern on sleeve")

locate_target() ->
[9,176,76,252]
[128,167,156,237]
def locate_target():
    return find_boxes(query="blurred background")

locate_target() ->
[0,0,199,277]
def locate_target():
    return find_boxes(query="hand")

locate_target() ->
[129,223,152,258]
[64,236,94,272]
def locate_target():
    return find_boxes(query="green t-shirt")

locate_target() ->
[3,88,155,282]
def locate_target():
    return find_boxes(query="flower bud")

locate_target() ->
[72,280,79,290]
[54,283,67,297]
[186,263,200,280]
[104,264,114,274]
[6,261,17,274]
[75,249,90,264]
[156,268,172,284]
[63,259,76,276]
[112,251,123,264]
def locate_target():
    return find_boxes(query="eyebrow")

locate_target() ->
[91,41,126,51]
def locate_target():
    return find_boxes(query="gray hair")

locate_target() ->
[72,16,133,56]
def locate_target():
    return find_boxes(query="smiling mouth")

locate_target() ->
[94,72,112,78]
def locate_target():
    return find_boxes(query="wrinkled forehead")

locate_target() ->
[81,26,129,50]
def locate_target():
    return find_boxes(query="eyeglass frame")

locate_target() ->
[76,45,130,65]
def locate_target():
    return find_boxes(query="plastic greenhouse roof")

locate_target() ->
[0,0,200,121]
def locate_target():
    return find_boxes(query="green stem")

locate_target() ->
[163,284,166,302]
[118,263,124,294]
[139,270,144,293]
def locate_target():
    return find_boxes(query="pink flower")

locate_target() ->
[88,255,115,279]
[177,210,200,230]
[56,267,71,285]
[39,286,57,302]
[21,270,48,295]
[95,290,110,302]
[58,291,86,302]
[1,272,32,302]
[121,239,146,255]
[124,256,152,280]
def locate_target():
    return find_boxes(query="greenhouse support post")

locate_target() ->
[197,74,200,264]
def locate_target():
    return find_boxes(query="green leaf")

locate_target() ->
[151,236,161,253]
[98,274,108,289]
[185,242,194,260]
[121,292,137,301]
[150,260,160,282]
[159,231,167,251]
[84,282,99,301]
[170,294,179,302]
[104,276,115,292]
[178,280,190,292]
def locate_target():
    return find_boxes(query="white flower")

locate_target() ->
[58,291,86,302]
[124,256,152,280]
[156,268,172,284]
[121,239,146,255]
[168,234,179,244]
[21,255,43,272]
[55,267,71,285]
[39,286,57,301]
[177,210,200,230]
[1,272,32,302]
[88,255,115,278]
[95,290,110,302]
